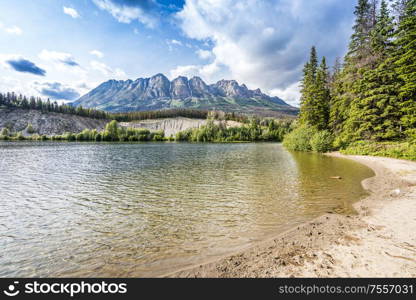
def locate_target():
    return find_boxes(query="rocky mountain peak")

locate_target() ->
[145,73,170,99]
[72,72,297,116]
[171,76,191,98]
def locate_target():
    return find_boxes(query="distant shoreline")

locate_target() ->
[168,153,416,277]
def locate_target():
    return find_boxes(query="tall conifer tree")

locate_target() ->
[349,0,400,140]
[394,0,416,137]
[299,46,318,126]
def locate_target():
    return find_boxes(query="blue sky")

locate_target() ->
[0,0,357,105]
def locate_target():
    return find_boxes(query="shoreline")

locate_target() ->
[167,153,416,277]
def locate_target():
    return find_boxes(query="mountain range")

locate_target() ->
[72,73,298,116]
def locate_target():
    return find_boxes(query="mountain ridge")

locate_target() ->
[72,73,298,116]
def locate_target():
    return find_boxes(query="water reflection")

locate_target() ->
[0,142,373,277]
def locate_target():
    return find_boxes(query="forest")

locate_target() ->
[175,119,291,142]
[0,118,291,143]
[284,0,416,160]
[0,92,251,123]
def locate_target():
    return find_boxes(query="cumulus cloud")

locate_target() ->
[89,50,104,58]
[33,82,80,100]
[5,26,22,35]
[171,39,182,46]
[196,49,213,60]
[169,61,226,82]
[0,55,46,76]
[63,6,80,18]
[166,39,184,51]
[90,60,127,79]
[175,0,354,104]
[0,23,23,35]
[39,50,79,67]
[93,0,159,28]
[270,83,301,107]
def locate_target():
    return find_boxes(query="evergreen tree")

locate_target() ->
[393,0,416,138]
[329,58,345,134]
[392,0,410,21]
[299,46,318,126]
[299,48,331,130]
[331,0,377,144]
[348,0,374,61]
[349,0,400,140]
[314,57,331,130]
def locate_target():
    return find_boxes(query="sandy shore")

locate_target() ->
[167,153,416,277]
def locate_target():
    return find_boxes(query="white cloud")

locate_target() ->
[0,54,18,68]
[171,39,182,46]
[0,76,38,96]
[270,83,301,107]
[170,65,200,79]
[90,60,127,79]
[196,49,212,60]
[176,0,354,105]
[38,50,87,80]
[63,6,80,18]
[89,50,104,58]
[32,81,80,101]
[93,0,158,28]
[169,61,225,82]
[166,39,183,52]
[5,25,23,35]
[0,23,23,35]
[38,50,79,67]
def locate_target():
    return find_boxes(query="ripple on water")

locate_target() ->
[0,142,374,277]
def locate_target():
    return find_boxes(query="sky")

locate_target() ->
[0,0,357,106]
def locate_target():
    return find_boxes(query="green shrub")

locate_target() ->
[333,134,352,150]
[16,132,25,140]
[104,120,119,141]
[341,141,416,161]
[118,134,128,142]
[95,133,102,142]
[31,134,41,140]
[1,128,9,136]
[310,130,334,153]
[26,123,35,134]
[152,134,164,141]
[62,132,76,141]
[283,125,317,151]
[137,134,149,141]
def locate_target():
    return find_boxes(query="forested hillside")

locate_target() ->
[285,0,416,160]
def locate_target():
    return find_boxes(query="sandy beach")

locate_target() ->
[168,153,416,277]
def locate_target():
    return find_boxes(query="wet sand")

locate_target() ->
[167,153,416,277]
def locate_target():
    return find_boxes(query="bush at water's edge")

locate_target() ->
[283,124,334,153]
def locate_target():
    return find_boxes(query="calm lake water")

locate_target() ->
[0,142,374,277]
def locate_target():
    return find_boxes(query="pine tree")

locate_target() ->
[331,0,378,144]
[299,46,319,127]
[329,58,346,135]
[392,0,410,21]
[393,0,416,138]
[349,0,400,140]
[298,48,331,130]
[314,57,331,130]
[348,0,373,61]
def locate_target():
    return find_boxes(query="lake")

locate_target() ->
[0,142,374,277]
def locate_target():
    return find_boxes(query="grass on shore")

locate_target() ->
[340,140,416,161]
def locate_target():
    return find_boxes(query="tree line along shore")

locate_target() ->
[283,0,416,161]
[1,0,415,160]
[0,118,292,143]
[0,91,255,124]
